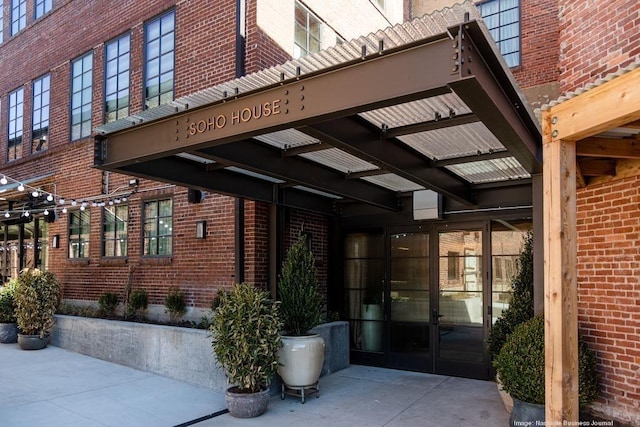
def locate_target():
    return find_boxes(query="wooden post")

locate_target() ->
[542,114,579,423]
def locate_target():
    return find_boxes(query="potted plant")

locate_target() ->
[487,230,534,412]
[493,315,600,426]
[210,283,282,418]
[14,269,60,350]
[277,234,325,403]
[0,280,18,343]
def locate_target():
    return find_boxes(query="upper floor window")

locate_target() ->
[143,198,172,256]
[102,204,128,257]
[71,52,93,140]
[478,0,520,67]
[105,33,131,122]
[69,209,90,259]
[0,6,4,44]
[144,10,174,109]
[32,74,50,153]
[11,0,26,36]
[294,1,320,58]
[7,87,24,161]
[35,0,52,19]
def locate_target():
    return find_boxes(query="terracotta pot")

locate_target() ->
[0,323,18,344]
[278,334,325,387]
[225,386,270,418]
[17,333,50,350]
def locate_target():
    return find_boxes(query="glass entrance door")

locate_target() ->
[435,227,488,379]
[387,232,431,370]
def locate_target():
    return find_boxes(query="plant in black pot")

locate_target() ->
[210,283,282,418]
[277,234,325,403]
[493,315,600,426]
[0,280,19,343]
[14,269,60,350]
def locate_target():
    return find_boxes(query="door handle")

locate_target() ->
[432,309,443,325]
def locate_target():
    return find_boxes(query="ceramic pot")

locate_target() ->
[17,333,50,350]
[0,323,18,343]
[510,397,545,427]
[278,334,325,388]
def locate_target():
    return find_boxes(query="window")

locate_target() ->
[69,210,90,258]
[447,251,460,280]
[104,34,130,122]
[0,6,4,44]
[35,0,52,19]
[478,0,520,67]
[143,198,172,256]
[144,10,174,109]
[7,87,24,161]
[32,74,50,153]
[294,1,321,58]
[102,205,128,257]
[71,52,93,140]
[10,0,26,36]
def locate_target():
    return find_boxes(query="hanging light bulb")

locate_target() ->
[46,194,54,202]
[62,207,67,214]
[0,176,7,185]
[81,201,87,208]
[31,190,39,197]
[17,184,25,192]
[91,202,97,207]
[59,197,65,205]
[24,211,30,217]
[108,200,114,206]
[4,211,9,218]
[44,209,49,216]
[122,197,127,202]
[114,198,121,204]
[71,200,77,206]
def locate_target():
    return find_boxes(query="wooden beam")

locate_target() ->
[549,67,640,141]
[575,162,586,189]
[577,137,640,159]
[543,112,579,423]
[578,159,616,176]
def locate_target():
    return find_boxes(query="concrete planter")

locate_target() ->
[52,315,349,392]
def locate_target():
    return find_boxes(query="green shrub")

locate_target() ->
[278,234,323,336]
[127,289,148,320]
[493,315,600,406]
[0,280,17,323]
[98,292,119,317]
[14,269,60,337]
[164,286,187,323]
[487,230,534,360]
[210,283,282,392]
[57,301,99,318]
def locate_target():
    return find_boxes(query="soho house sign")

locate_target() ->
[187,98,283,137]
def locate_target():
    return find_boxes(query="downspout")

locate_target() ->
[234,0,247,284]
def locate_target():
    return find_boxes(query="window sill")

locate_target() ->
[140,256,173,266]
[100,257,128,266]
[66,258,90,266]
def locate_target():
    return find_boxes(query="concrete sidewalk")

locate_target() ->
[0,343,508,427]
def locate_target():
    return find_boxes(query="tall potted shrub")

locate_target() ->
[493,315,600,426]
[277,234,325,403]
[210,283,282,418]
[14,269,60,350]
[0,280,18,343]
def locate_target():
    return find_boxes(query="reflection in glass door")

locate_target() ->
[436,228,486,378]
[388,232,430,370]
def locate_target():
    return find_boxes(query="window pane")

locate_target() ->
[145,11,175,108]
[478,0,520,66]
[70,52,93,139]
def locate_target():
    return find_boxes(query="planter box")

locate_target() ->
[51,315,349,391]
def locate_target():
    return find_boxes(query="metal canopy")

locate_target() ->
[95,2,541,216]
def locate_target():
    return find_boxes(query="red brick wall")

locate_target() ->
[576,174,640,423]
[558,0,640,93]
[512,0,560,89]
[244,0,292,74]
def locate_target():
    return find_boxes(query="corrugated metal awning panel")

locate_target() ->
[299,148,378,174]
[398,122,507,161]
[361,173,425,192]
[359,93,472,128]
[445,157,529,183]
[254,129,320,149]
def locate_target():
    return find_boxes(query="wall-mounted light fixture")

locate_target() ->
[196,221,207,239]
[52,235,60,248]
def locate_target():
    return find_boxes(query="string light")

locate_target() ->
[0,176,7,185]
[17,184,25,192]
